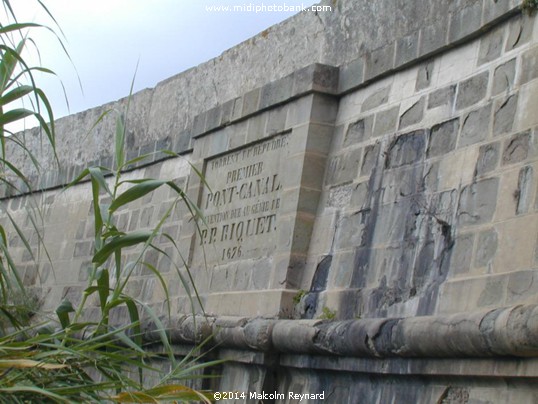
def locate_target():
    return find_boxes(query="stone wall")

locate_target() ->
[3,0,538,402]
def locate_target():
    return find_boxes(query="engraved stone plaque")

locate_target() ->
[194,133,290,267]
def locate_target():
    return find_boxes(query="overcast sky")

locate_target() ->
[11,0,319,125]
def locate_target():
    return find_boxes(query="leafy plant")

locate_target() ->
[523,0,538,13]
[0,1,219,401]
[0,0,58,315]
[319,306,336,320]
[292,289,306,305]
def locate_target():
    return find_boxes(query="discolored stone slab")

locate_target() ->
[428,118,459,158]
[458,178,500,226]
[373,106,400,137]
[399,97,425,129]
[502,131,531,166]
[428,85,456,109]
[474,229,498,268]
[493,95,518,136]
[459,104,492,147]
[385,130,427,169]
[492,59,516,96]
[475,142,500,177]
[455,72,489,111]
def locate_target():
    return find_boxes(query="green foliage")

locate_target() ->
[522,0,538,13]
[292,289,306,305]
[319,306,337,320]
[0,1,58,310]
[0,1,217,401]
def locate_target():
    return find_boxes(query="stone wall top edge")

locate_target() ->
[3,0,526,198]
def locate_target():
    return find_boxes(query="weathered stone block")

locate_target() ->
[360,143,381,176]
[266,106,287,135]
[174,130,192,154]
[516,166,534,215]
[474,228,498,268]
[344,116,374,146]
[329,251,356,288]
[192,112,207,137]
[423,161,440,191]
[246,113,268,143]
[364,44,395,81]
[458,177,499,226]
[351,181,370,209]
[231,97,243,121]
[311,94,339,124]
[459,104,492,147]
[482,0,512,25]
[233,262,252,291]
[448,1,482,43]
[385,130,427,169]
[205,106,221,132]
[338,57,364,93]
[362,86,391,112]
[419,23,448,57]
[493,94,518,136]
[73,241,92,258]
[477,26,504,66]
[399,97,425,129]
[327,184,353,208]
[395,31,419,66]
[428,118,459,158]
[506,14,534,51]
[502,130,531,165]
[259,75,293,110]
[477,278,505,307]
[219,99,235,126]
[293,64,339,95]
[506,270,537,305]
[249,259,272,290]
[373,106,400,137]
[493,216,538,272]
[325,148,362,186]
[335,211,369,250]
[415,60,434,91]
[286,96,313,127]
[381,165,425,204]
[492,59,516,96]
[428,85,456,109]
[519,46,538,85]
[242,88,261,116]
[475,141,500,177]
[139,206,155,228]
[455,72,489,110]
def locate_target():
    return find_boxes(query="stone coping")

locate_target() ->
[0,63,339,200]
[1,1,524,199]
[143,304,538,359]
[338,0,522,94]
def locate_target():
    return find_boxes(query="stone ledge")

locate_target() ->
[191,63,339,139]
[338,0,523,95]
[1,2,526,199]
[144,304,538,359]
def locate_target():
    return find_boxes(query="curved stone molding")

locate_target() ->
[144,304,538,359]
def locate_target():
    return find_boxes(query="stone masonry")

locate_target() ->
[3,0,538,402]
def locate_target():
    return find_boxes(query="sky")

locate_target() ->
[8,0,319,128]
